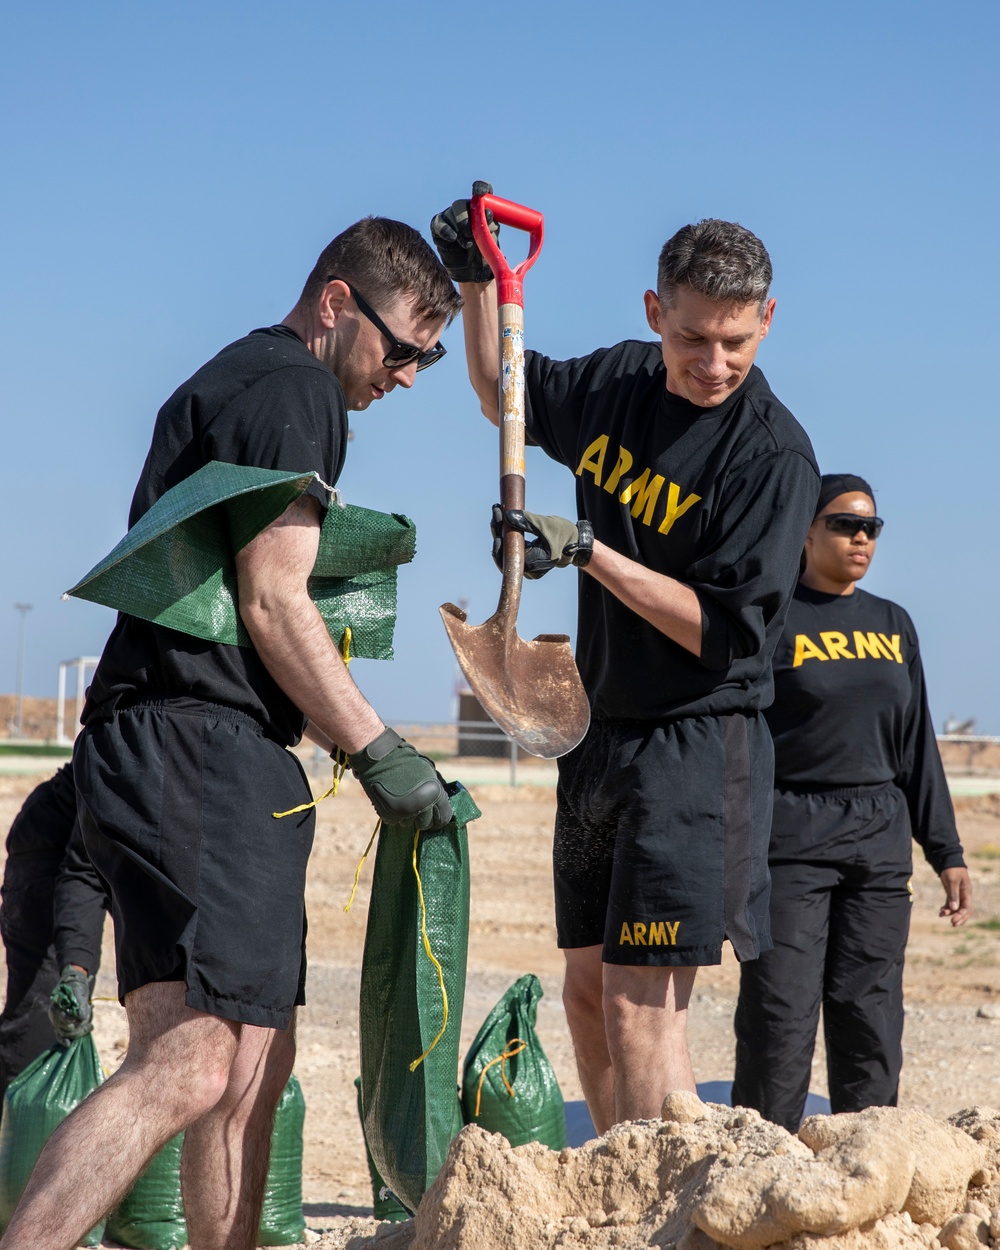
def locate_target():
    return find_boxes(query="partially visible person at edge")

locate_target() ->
[0,765,108,1110]
[431,183,819,1133]
[732,474,971,1132]
[0,218,461,1250]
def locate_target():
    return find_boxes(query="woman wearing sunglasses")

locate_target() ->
[731,473,972,1131]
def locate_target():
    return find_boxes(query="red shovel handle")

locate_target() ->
[469,193,544,307]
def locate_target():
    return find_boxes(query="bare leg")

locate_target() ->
[182,1012,296,1250]
[0,982,238,1250]
[563,946,615,1134]
[603,964,698,1122]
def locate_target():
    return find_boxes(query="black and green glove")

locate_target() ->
[430,180,500,283]
[350,728,453,834]
[48,965,94,1041]
[491,506,594,580]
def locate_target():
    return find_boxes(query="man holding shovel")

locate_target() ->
[433,188,819,1132]
[1,218,458,1250]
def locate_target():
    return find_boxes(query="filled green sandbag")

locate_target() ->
[462,973,566,1149]
[354,1077,409,1222]
[0,1037,105,1245]
[105,1071,304,1249]
[106,1133,186,1250]
[258,1073,306,1245]
[66,459,417,660]
[359,782,479,1214]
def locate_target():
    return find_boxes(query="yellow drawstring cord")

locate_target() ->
[346,824,450,1070]
[408,828,448,1071]
[273,628,353,819]
[343,820,381,913]
[473,1039,527,1117]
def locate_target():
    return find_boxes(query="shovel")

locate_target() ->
[440,191,591,759]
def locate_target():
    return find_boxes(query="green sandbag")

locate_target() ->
[0,1037,105,1246]
[353,1077,409,1222]
[66,459,416,660]
[105,1072,303,1249]
[106,1133,186,1250]
[359,783,479,1215]
[258,1073,306,1245]
[462,973,566,1150]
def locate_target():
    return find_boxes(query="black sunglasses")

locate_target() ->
[824,513,884,539]
[326,276,446,372]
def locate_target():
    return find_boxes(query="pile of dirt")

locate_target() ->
[314,1096,1000,1250]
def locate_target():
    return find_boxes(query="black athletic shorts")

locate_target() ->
[553,712,774,966]
[74,699,315,1030]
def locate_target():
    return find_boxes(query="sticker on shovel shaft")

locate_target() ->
[500,325,524,421]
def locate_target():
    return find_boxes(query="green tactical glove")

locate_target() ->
[350,728,453,834]
[48,965,94,1041]
[430,180,500,283]
[492,507,594,580]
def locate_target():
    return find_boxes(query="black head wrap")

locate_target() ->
[814,473,875,518]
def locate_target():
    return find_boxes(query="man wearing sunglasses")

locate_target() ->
[433,187,819,1134]
[732,473,971,1131]
[1,218,460,1250]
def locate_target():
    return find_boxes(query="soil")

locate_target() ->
[1,764,999,1249]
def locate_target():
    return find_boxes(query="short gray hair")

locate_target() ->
[657,219,772,314]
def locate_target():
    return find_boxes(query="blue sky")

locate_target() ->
[1,1,998,732]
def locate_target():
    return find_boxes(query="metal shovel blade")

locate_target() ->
[441,601,591,759]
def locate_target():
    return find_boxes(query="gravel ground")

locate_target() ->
[2,770,999,1247]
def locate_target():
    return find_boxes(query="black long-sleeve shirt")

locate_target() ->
[765,583,964,873]
[523,342,819,720]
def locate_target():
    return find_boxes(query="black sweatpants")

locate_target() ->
[0,765,107,1099]
[731,782,912,1132]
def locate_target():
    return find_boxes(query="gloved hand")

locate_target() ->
[491,506,594,580]
[48,965,94,1041]
[430,180,500,283]
[350,728,453,834]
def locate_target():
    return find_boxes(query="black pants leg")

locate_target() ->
[733,856,837,1132]
[0,765,84,1099]
[0,866,62,1098]
[733,783,912,1130]
[823,829,911,1111]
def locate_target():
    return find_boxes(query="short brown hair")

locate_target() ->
[657,219,772,314]
[299,217,462,324]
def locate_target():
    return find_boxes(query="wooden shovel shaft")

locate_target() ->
[498,302,526,491]
[497,301,525,629]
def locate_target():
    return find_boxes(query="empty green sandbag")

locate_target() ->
[354,1077,409,1222]
[0,1036,105,1246]
[462,973,566,1149]
[106,1132,186,1250]
[66,460,416,660]
[359,782,479,1215]
[258,1072,306,1245]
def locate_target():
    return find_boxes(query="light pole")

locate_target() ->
[14,603,32,739]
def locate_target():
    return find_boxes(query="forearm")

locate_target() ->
[459,280,501,423]
[240,590,383,755]
[584,540,703,657]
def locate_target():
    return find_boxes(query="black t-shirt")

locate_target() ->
[83,325,349,746]
[524,341,819,720]
[766,583,964,873]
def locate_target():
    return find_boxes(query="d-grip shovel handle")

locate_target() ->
[469,193,545,624]
[469,193,544,307]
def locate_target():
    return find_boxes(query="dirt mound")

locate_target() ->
[383,1094,999,1250]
